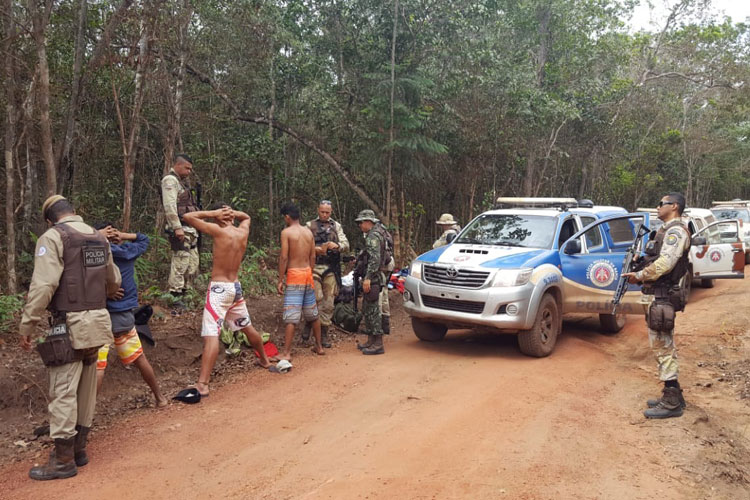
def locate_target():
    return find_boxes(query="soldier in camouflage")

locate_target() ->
[623,192,691,419]
[161,154,199,306]
[355,209,387,355]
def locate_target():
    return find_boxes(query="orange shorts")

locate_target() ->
[286,267,314,286]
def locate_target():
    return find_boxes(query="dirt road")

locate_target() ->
[2,278,749,499]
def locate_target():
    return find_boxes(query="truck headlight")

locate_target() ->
[492,268,533,287]
[410,261,423,279]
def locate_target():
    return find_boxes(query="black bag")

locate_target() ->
[332,303,362,333]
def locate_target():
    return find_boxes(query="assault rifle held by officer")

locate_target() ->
[611,223,650,314]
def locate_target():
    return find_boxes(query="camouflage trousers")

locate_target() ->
[313,266,338,327]
[648,326,679,381]
[363,274,388,336]
[379,283,390,317]
[168,228,199,293]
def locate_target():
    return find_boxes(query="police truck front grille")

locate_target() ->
[421,295,485,314]
[422,265,489,288]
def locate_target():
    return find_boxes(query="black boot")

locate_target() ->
[644,386,684,419]
[357,335,375,351]
[382,315,391,335]
[362,335,384,355]
[170,291,185,315]
[646,382,686,410]
[29,437,77,481]
[74,425,90,467]
[320,325,332,348]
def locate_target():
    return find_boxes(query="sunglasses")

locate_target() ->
[657,201,675,208]
[320,200,332,206]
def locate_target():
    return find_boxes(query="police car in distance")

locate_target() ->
[403,198,653,357]
[638,207,744,290]
[711,200,750,264]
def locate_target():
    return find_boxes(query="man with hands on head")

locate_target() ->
[182,204,273,396]
[93,223,167,408]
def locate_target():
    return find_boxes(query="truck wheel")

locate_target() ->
[599,313,626,333]
[518,294,559,357]
[701,278,714,288]
[412,318,447,342]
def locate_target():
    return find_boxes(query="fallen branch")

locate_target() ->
[12,370,49,406]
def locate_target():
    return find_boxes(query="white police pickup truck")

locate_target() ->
[403,198,652,357]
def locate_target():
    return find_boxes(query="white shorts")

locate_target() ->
[201,281,252,337]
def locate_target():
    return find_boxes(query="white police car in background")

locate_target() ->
[711,200,750,264]
[403,198,652,357]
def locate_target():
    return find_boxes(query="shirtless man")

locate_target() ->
[277,202,324,360]
[183,204,272,396]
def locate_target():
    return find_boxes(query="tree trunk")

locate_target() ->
[55,0,87,194]
[121,26,150,231]
[385,0,399,225]
[3,0,17,293]
[29,0,56,196]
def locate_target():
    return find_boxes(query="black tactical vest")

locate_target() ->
[49,223,110,313]
[309,219,339,246]
[163,173,198,221]
[640,220,690,288]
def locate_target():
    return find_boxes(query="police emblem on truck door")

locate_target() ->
[83,246,107,266]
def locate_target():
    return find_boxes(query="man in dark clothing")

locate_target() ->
[95,224,167,407]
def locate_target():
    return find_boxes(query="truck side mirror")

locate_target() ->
[564,239,581,255]
[446,232,456,244]
[691,236,707,246]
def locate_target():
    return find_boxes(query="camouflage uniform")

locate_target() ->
[362,221,385,336]
[305,218,349,328]
[162,169,199,293]
[635,219,691,382]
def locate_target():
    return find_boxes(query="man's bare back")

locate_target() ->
[182,207,251,281]
[280,223,315,272]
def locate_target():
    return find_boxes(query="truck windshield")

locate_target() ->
[455,214,558,248]
[711,208,750,222]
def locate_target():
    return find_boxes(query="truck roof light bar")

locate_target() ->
[494,197,593,210]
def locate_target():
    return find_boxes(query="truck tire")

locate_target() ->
[701,278,714,288]
[599,313,626,333]
[518,294,560,357]
[412,318,447,342]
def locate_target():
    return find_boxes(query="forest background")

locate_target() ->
[1,0,749,323]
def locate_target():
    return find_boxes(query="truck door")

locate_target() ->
[559,214,650,315]
[691,220,745,279]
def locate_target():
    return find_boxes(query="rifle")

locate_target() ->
[352,249,367,312]
[612,223,650,314]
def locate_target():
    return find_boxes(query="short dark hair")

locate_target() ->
[45,199,75,223]
[209,201,229,211]
[280,202,300,220]
[666,192,686,215]
[93,221,114,230]
[175,153,193,165]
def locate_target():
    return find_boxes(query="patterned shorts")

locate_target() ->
[96,328,143,371]
[283,268,319,324]
[201,281,252,337]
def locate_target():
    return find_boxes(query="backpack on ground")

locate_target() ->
[332,302,362,333]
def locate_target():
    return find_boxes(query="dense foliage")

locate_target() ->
[1,0,749,294]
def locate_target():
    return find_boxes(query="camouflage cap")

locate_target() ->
[436,213,458,225]
[355,209,378,223]
[41,195,67,218]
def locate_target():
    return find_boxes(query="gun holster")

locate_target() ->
[166,230,190,252]
[648,300,675,331]
[36,321,78,367]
